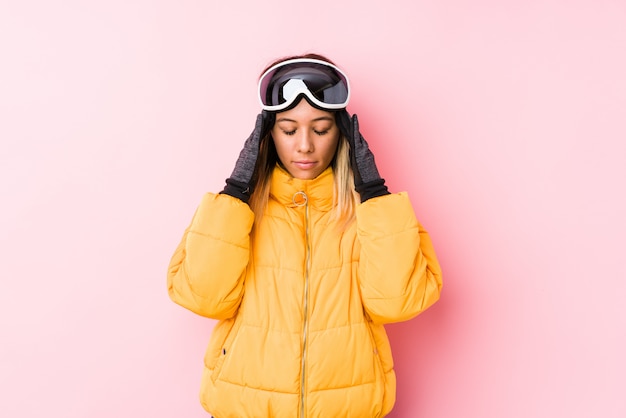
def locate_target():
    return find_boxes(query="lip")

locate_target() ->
[293,160,317,169]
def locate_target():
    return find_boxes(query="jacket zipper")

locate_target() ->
[294,191,310,418]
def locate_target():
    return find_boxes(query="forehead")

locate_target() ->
[275,99,335,122]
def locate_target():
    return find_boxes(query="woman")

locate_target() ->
[167,54,443,417]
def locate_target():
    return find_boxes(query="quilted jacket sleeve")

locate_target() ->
[356,192,443,324]
[167,193,254,319]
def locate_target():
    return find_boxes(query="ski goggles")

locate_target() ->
[258,58,350,112]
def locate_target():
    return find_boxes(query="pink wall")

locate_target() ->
[1,1,625,417]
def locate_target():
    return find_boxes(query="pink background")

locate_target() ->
[1,1,625,417]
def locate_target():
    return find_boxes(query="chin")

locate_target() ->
[291,170,318,180]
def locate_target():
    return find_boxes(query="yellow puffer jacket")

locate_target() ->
[167,166,442,418]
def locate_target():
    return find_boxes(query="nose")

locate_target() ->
[296,131,314,153]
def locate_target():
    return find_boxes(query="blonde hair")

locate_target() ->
[332,134,358,227]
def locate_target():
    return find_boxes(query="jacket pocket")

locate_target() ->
[214,325,302,393]
[204,318,238,380]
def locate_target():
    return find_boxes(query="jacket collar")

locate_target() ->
[270,165,334,211]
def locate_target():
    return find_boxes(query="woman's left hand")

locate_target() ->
[336,110,390,202]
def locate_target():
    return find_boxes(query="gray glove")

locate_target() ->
[221,112,274,204]
[336,111,390,202]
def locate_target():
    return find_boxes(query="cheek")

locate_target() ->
[272,137,290,162]
[273,136,286,150]
[323,135,340,159]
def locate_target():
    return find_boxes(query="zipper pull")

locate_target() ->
[293,191,308,206]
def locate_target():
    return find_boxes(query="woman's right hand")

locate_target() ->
[221,111,274,203]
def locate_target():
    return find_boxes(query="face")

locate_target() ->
[271,99,340,180]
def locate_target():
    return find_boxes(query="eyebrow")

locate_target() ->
[276,116,335,123]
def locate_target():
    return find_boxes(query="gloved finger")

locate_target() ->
[246,113,270,150]
[351,113,359,130]
[252,113,264,141]
[351,114,364,146]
